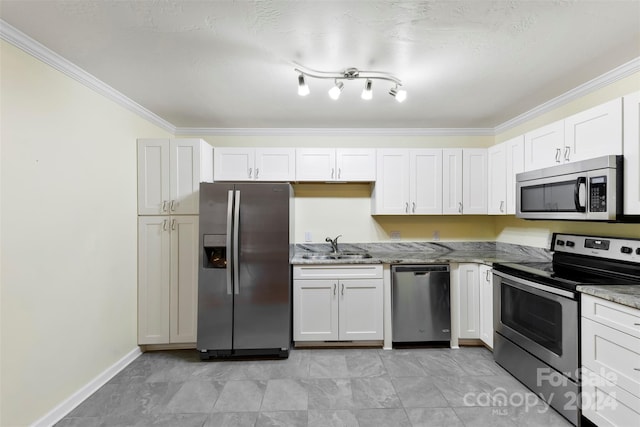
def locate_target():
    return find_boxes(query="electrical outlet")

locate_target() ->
[304,231,312,242]
[390,231,401,240]
[433,230,440,241]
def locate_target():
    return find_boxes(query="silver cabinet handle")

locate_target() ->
[555,148,561,163]
[334,283,337,296]
[338,168,341,179]
[170,200,176,212]
[171,219,176,230]
[248,168,252,179]
[412,202,416,213]
[634,368,640,371]
[331,168,335,180]
[405,202,409,213]
[341,283,344,296]
[499,201,504,213]
[486,270,491,282]
[458,202,463,214]
[162,219,168,231]
[564,147,570,161]
[255,168,259,179]
[162,200,168,213]
[634,323,640,326]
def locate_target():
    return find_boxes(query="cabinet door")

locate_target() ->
[137,139,170,215]
[524,120,564,171]
[255,148,295,181]
[336,148,376,181]
[138,216,171,344]
[505,136,525,215]
[169,216,198,343]
[565,98,623,162]
[487,144,507,215]
[458,263,480,339]
[214,147,254,181]
[624,91,640,215]
[478,264,493,348]
[442,149,463,214]
[171,139,203,215]
[463,149,488,214]
[372,149,410,214]
[293,279,339,341]
[411,149,443,214]
[339,279,383,340]
[296,148,335,181]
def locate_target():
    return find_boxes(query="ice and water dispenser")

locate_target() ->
[203,235,227,269]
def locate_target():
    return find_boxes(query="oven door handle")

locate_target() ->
[493,270,576,299]
[574,177,587,213]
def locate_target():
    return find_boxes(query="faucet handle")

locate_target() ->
[334,234,342,242]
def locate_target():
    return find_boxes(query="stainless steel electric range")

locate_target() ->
[492,233,640,426]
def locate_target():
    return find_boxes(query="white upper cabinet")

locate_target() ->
[214,147,295,181]
[564,98,623,162]
[487,143,507,215]
[624,91,640,215]
[137,138,213,215]
[505,136,525,215]
[524,98,623,171]
[462,149,488,214]
[296,148,375,181]
[372,149,442,214]
[524,120,565,171]
[442,149,463,214]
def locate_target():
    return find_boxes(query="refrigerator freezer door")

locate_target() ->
[233,183,291,351]
[197,183,235,351]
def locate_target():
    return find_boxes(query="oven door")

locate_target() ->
[493,270,579,379]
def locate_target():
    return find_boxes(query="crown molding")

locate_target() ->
[495,56,640,134]
[0,19,176,134]
[175,127,495,137]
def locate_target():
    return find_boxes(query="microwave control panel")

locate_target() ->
[589,176,607,212]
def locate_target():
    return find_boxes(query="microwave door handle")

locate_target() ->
[574,177,587,212]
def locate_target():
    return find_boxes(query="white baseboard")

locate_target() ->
[31,347,142,427]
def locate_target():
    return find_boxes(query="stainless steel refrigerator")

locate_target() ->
[197,182,293,359]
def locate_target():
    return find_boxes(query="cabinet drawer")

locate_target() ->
[293,264,383,280]
[582,317,640,399]
[582,366,640,427]
[582,294,640,339]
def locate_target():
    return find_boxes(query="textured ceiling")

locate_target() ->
[1,0,639,129]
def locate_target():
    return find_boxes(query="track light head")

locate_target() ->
[389,86,407,103]
[297,73,310,96]
[361,79,373,100]
[328,80,344,100]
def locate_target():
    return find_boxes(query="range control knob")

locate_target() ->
[566,241,575,248]
[636,248,640,255]
[621,246,633,254]
[556,240,565,246]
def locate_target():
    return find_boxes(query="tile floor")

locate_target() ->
[56,347,572,427]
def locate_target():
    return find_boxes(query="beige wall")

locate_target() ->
[0,41,170,426]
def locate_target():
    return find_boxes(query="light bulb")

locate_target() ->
[361,79,373,100]
[328,81,344,100]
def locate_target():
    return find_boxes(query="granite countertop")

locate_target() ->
[576,285,640,310]
[291,241,551,265]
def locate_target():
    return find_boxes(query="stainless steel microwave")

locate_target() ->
[516,155,622,221]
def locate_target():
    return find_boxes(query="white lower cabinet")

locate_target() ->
[138,215,198,345]
[478,264,493,348]
[293,265,383,342]
[581,294,640,427]
[455,263,480,339]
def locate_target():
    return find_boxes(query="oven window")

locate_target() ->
[501,284,563,356]
[520,180,579,212]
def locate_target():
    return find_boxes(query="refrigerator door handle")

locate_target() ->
[226,190,234,295]
[233,190,241,295]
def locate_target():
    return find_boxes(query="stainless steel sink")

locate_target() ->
[301,252,373,260]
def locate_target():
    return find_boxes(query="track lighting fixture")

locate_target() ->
[389,85,407,103]
[297,73,309,96]
[361,79,373,100]
[294,64,405,103]
[328,80,344,100]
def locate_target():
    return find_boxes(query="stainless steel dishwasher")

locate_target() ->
[391,265,451,344]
